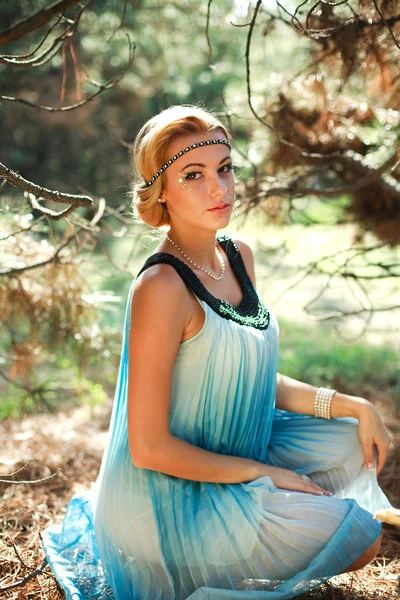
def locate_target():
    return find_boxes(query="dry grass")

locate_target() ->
[0,400,399,600]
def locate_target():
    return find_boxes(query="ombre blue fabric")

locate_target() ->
[42,238,393,600]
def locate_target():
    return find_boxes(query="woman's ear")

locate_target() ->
[158,188,168,205]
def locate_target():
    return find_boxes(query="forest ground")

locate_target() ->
[0,387,399,600]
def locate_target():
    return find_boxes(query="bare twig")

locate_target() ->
[266,2,400,39]
[269,235,396,309]
[107,0,130,43]
[0,162,93,209]
[0,1,89,67]
[0,36,136,111]
[9,541,32,571]
[0,0,82,46]
[371,0,400,50]
[244,1,344,161]
[0,473,58,485]
[0,214,47,240]
[0,162,94,227]
[244,148,400,205]
[0,229,81,275]
[0,11,65,64]
[205,0,213,67]
[0,461,32,477]
[0,557,48,592]
[241,0,400,166]
[306,304,400,322]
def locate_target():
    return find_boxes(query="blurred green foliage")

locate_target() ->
[2,293,398,420]
[1,0,251,197]
[1,1,399,419]
[279,316,399,395]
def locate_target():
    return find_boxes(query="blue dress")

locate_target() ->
[41,234,393,600]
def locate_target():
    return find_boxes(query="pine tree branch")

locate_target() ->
[0,162,93,212]
[0,0,82,46]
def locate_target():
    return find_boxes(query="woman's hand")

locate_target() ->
[355,399,393,475]
[257,465,332,496]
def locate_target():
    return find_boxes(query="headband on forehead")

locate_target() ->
[145,138,232,187]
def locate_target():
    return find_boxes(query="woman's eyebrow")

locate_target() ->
[181,155,231,170]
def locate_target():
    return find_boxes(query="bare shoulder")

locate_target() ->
[134,261,188,300]
[127,263,189,466]
[130,262,189,345]
[231,236,257,287]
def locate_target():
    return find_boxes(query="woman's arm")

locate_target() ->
[235,237,392,475]
[128,265,266,484]
[127,259,332,494]
[127,265,329,495]
[275,373,368,419]
[276,373,393,474]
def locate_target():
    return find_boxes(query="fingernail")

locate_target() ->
[367,462,374,470]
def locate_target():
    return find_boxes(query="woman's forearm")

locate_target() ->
[276,373,370,419]
[132,434,267,484]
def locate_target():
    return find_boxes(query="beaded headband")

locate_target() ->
[145,139,232,187]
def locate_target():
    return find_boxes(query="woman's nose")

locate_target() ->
[207,173,228,196]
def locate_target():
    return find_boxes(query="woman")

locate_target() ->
[42,105,394,600]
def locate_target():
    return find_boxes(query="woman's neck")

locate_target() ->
[164,229,222,273]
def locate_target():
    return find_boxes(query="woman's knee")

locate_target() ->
[340,532,382,574]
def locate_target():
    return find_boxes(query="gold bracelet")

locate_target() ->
[314,387,336,419]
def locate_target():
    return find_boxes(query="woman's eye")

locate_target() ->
[183,165,234,181]
[185,171,202,180]
[219,164,233,174]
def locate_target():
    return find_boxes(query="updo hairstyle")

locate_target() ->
[131,105,232,228]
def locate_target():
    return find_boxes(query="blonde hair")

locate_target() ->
[130,105,232,228]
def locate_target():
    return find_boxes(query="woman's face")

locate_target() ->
[161,132,235,231]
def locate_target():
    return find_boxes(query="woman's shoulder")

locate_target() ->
[228,235,253,256]
[129,264,189,337]
[134,259,188,300]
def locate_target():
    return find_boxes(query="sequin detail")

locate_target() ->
[135,235,271,330]
[145,139,232,187]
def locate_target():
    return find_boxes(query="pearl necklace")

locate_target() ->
[166,234,226,280]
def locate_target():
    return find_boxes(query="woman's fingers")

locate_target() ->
[309,483,332,497]
[300,477,332,496]
[359,438,375,471]
[271,468,333,496]
[377,426,394,475]
[376,442,389,476]
[357,405,393,475]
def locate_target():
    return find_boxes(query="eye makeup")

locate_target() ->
[177,175,188,188]
[178,163,234,185]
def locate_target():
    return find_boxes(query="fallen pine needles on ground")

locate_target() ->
[0,400,399,600]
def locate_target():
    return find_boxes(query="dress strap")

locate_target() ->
[135,234,271,330]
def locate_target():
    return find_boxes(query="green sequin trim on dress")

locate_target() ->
[135,234,271,330]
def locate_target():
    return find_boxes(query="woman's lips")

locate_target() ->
[208,204,230,214]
